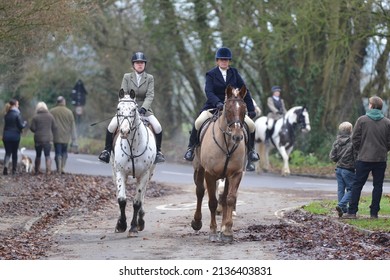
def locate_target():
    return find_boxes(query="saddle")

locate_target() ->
[197,111,249,146]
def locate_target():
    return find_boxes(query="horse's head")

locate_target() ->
[222,85,247,143]
[116,89,139,138]
[296,106,311,132]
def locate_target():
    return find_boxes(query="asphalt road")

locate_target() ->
[1,148,389,194]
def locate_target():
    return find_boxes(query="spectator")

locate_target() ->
[329,121,355,217]
[30,101,57,175]
[2,99,27,175]
[343,96,390,219]
[49,96,77,174]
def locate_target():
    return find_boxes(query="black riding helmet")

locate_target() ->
[131,52,147,64]
[215,47,232,60]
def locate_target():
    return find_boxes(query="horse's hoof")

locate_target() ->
[209,233,219,242]
[138,212,145,231]
[128,226,139,238]
[127,230,139,238]
[137,220,145,232]
[115,219,127,233]
[220,233,234,243]
[191,220,202,231]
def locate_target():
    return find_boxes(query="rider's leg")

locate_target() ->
[184,111,212,161]
[98,117,116,163]
[148,115,165,164]
[244,116,259,172]
[184,125,198,161]
[244,116,260,161]
[265,118,274,144]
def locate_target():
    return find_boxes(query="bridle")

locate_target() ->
[116,98,150,177]
[212,97,247,176]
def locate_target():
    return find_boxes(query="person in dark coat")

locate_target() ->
[183,47,259,171]
[30,101,57,175]
[2,99,27,175]
[343,96,390,219]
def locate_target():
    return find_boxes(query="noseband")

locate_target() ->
[116,99,141,136]
[221,98,246,136]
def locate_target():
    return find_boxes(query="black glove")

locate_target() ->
[216,102,224,110]
[248,111,256,119]
[138,107,147,115]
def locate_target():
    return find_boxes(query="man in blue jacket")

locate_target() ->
[183,47,259,171]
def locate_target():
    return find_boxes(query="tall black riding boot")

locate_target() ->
[246,132,260,172]
[183,126,198,161]
[154,131,165,164]
[265,129,272,145]
[98,130,113,163]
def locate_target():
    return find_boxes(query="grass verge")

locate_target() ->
[303,194,390,232]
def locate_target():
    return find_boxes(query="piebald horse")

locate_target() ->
[254,106,311,176]
[191,85,247,242]
[112,89,157,237]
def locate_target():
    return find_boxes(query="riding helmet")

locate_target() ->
[131,52,147,64]
[215,47,232,60]
[271,85,281,92]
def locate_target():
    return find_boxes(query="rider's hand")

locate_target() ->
[138,107,147,115]
[216,102,224,110]
[248,111,256,119]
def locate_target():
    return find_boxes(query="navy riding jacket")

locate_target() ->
[202,66,255,114]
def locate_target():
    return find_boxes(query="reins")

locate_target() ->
[116,99,150,178]
[212,98,246,177]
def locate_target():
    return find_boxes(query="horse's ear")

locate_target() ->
[225,84,233,98]
[239,85,247,99]
[129,89,136,99]
[119,88,125,99]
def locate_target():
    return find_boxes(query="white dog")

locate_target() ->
[20,147,33,173]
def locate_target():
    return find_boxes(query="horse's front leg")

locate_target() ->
[115,171,127,233]
[128,170,150,238]
[204,173,218,242]
[278,146,290,176]
[191,166,205,232]
[220,173,242,242]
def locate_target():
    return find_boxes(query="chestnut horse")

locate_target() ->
[191,85,247,242]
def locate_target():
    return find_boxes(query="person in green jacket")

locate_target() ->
[50,96,77,174]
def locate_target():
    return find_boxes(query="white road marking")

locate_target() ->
[76,159,102,165]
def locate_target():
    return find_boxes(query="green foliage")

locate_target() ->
[288,150,328,167]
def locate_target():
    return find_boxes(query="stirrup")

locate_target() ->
[248,150,260,162]
[184,147,195,161]
[154,151,165,164]
[98,150,111,163]
[246,161,255,172]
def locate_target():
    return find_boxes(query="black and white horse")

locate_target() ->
[254,106,311,176]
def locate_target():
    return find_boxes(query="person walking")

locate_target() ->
[343,96,390,219]
[49,96,77,174]
[2,99,27,175]
[30,101,57,175]
[98,51,165,164]
[329,121,355,218]
[265,86,287,144]
[183,47,259,171]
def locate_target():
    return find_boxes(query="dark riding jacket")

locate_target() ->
[202,66,255,114]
